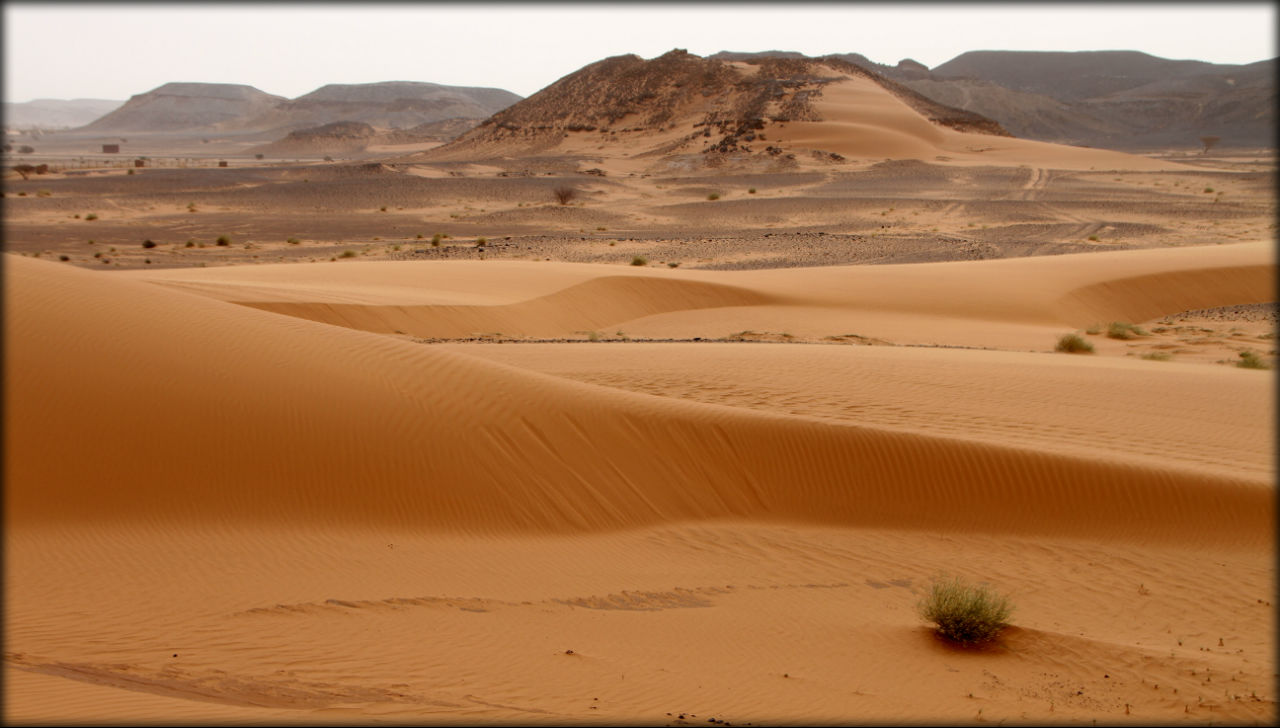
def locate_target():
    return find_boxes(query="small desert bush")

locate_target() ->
[84,213,98,221]
[918,576,1013,645]
[1106,321,1149,340]
[287,237,300,244]
[142,239,157,249]
[1084,324,1102,335]
[340,249,357,258]
[431,233,443,247]
[215,235,231,247]
[1237,350,1269,369]
[553,186,577,205]
[630,256,648,266]
[476,237,487,247]
[1055,333,1094,354]
[707,192,720,201]
[1141,351,1173,361]
[748,188,757,194]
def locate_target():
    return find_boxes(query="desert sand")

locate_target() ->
[5,53,1276,726]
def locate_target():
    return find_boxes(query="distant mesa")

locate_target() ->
[3,98,124,130]
[66,80,521,136]
[236,81,520,134]
[76,82,286,133]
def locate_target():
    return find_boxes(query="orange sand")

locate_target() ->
[5,236,1274,723]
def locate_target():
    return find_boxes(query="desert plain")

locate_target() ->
[4,54,1277,725]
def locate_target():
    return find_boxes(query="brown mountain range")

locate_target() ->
[713,49,1276,149]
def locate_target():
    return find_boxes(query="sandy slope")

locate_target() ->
[779,76,1190,171]
[4,240,1275,724]
[126,240,1274,348]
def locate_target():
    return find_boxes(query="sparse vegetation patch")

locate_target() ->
[1237,351,1269,369]
[918,575,1013,645]
[1055,333,1094,353]
[1107,321,1149,340]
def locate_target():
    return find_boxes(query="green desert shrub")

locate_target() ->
[215,235,231,247]
[1055,333,1094,354]
[918,576,1013,645]
[630,255,648,266]
[84,213,98,221]
[287,237,300,244]
[707,192,720,201]
[1237,350,1269,369]
[431,233,443,247]
[340,249,357,258]
[1107,321,1149,340]
[141,239,157,249]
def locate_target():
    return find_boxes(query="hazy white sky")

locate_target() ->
[4,2,1275,103]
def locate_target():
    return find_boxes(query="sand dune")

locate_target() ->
[5,236,1275,723]
[778,76,1194,172]
[11,246,1274,542]
[127,239,1274,343]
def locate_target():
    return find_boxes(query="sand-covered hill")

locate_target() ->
[426,49,1006,164]
[75,82,287,133]
[3,98,123,130]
